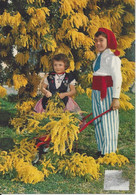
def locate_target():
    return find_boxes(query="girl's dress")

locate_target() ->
[34,72,81,114]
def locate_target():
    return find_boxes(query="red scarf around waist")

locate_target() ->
[92,76,113,99]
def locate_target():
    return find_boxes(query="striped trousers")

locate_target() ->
[92,87,119,155]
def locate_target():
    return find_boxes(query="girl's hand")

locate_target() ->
[110,99,119,110]
[45,90,52,98]
[59,93,66,99]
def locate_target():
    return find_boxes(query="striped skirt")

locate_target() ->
[92,87,119,155]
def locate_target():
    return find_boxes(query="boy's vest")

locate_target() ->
[42,72,75,109]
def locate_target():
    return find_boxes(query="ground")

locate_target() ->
[0,92,135,194]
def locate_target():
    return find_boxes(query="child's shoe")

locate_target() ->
[94,151,101,159]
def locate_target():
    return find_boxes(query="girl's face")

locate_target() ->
[53,60,66,74]
[94,35,108,53]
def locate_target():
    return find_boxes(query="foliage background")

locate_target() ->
[0,0,135,109]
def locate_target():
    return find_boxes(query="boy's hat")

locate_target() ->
[98,28,120,56]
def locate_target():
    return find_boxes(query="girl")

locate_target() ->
[34,53,81,113]
[92,28,122,157]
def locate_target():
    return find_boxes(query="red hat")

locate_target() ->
[98,28,120,56]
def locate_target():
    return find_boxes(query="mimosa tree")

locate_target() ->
[0,0,135,108]
[0,0,134,184]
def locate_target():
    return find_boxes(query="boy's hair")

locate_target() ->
[51,53,70,69]
[95,31,107,39]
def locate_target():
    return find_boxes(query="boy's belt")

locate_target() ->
[92,76,113,99]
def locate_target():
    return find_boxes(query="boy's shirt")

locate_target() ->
[93,48,122,99]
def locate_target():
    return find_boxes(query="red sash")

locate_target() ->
[92,76,113,99]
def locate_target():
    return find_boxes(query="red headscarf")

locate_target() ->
[98,28,120,56]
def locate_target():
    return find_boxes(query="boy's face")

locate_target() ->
[94,35,108,53]
[53,60,65,74]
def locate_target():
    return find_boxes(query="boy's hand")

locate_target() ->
[59,93,66,99]
[110,98,119,110]
[45,90,52,98]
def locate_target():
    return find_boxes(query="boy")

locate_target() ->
[92,28,122,157]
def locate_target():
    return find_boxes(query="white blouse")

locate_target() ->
[93,48,122,98]
[44,73,76,90]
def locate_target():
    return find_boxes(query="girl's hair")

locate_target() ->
[95,31,107,39]
[51,53,70,69]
